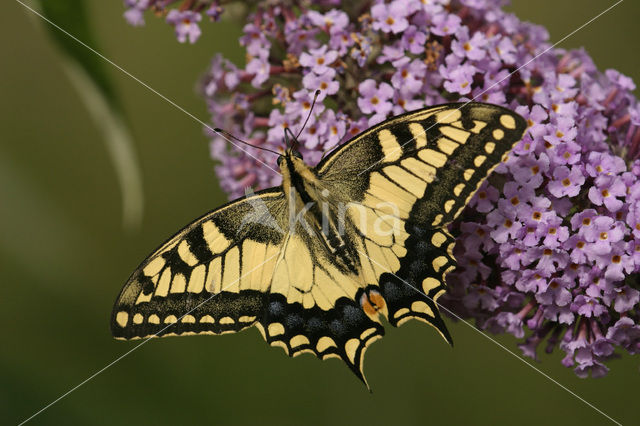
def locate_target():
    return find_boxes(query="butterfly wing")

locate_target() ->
[111,188,287,339]
[111,187,383,383]
[317,102,526,337]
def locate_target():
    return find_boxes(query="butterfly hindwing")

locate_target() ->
[379,227,455,341]
[259,292,383,384]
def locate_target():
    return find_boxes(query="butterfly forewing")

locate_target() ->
[111,188,286,339]
[319,102,526,226]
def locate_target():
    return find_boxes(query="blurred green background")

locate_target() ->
[2,1,638,425]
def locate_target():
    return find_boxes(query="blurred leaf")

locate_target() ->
[31,0,144,231]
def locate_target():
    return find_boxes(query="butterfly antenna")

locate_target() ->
[213,128,280,156]
[319,144,336,162]
[295,89,321,141]
[284,127,297,150]
[318,111,349,161]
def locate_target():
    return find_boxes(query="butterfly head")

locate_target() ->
[277,149,302,164]
[278,127,305,170]
[277,128,319,195]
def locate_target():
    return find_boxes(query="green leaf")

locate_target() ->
[31,0,144,231]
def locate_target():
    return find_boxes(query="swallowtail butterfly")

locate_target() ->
[111,102,526,386]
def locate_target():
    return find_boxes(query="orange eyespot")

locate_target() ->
[361,297,376,317]
[360,290,387,320]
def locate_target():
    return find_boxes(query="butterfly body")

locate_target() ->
[280,152,361,275]
[111,102,526,385]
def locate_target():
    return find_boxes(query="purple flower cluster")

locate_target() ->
[123,0,222,42]
[125,0,640,377]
